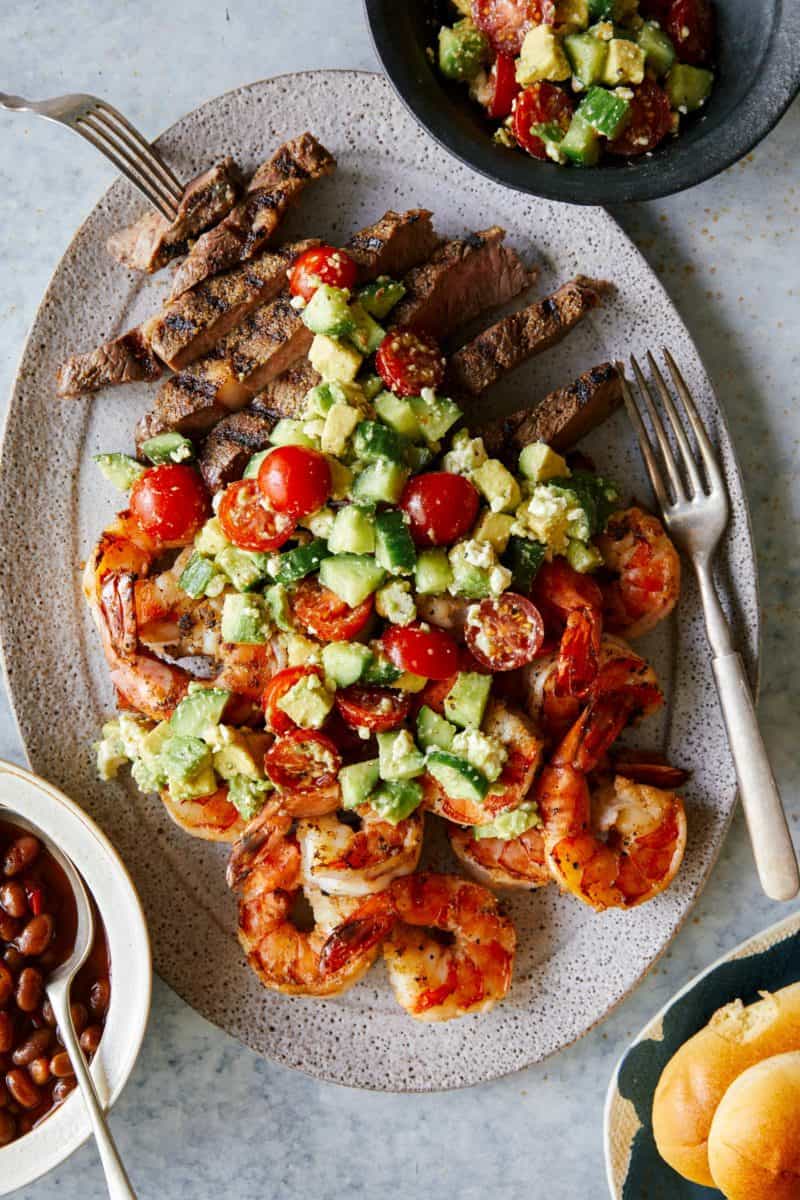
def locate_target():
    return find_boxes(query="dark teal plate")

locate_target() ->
[604,910,800,1198]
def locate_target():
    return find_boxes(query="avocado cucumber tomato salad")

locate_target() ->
[95,242,621,840]
[435,0,715,166]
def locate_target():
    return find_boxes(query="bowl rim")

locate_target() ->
[363,0,800,205]
[0,759,151,1195]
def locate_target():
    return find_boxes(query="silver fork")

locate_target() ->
[0,92,183,222]
[623,350,799,902]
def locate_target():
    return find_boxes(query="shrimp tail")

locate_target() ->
[319,893,396,977]
[554,607,602,698]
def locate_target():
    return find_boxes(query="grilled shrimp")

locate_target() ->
[531,558,603,698]
[535,711,687,911]
[227,803,383,996]
[321,873,516,1021]
[596,507,681,639]
[448,823,552,891]
[421,698,544,826]
[160,784,247,843]
[298,807,425,897]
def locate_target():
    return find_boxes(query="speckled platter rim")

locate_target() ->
[0,761,151,1194]
[604,906,800,1198]
[0,71,760,1092]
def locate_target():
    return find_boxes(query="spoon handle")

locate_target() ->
[48,988,137,1199]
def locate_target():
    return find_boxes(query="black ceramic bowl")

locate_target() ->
[364,0,800,205]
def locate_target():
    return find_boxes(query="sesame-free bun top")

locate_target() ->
[707,1051,800,1200]
[652,982,800,1186]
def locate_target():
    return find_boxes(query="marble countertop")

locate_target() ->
[1,4,798,1197]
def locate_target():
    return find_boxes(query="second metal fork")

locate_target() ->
[0,92,183,221]
[623,351,799,901]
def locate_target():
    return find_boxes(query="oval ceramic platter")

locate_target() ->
[0,71,759,1092]
[604,908,800,1199]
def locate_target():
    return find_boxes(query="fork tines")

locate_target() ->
[75,100,183,222]
[621,350,725,513]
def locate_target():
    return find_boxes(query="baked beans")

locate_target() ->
[0,820,111,1145]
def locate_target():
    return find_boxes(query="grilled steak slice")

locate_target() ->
[57,318,163,397]
[149,238,319,370]
[198,411,276,493]
[390,227,533,340]
[169,134,336,299]
[477,363,623,464]
[106,158,242,273]
[345,209,439,283]
[142,208,442,440]
[447,276,609,397]
[251,361,321,420]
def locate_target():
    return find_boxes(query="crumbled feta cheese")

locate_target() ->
[489,565,512,596]
[512,485,575,557]
[452,728,508,783]
[442,429,488,476]
[390,729,417,764]
[375,580,417,626]
[462,539,496,570]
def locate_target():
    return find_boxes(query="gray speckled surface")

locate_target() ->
[0,2,798,1196]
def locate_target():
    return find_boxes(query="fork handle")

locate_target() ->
[711,650,799,901]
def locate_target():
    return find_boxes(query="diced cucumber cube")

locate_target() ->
[416,705,456,753]
[637,21,676,76]
[368,779,423,824]
[504,536,546,591]
[375,510,416,576]
[94,453,146,491]
[319,555,385,608]
[357,278,406,321]
[666,64,714,112]
[216,545,271,592]
[414,548,454,596]
[269,538,331,585]
[243,449,270,479]
[328,505,376,556]
[576,85,630,138]
[560,113,601,166]
[353,420,403,464]
[374,392,421,438]
[444,672,492,729]
[564,30,609,85]
[140,431,194,464]
[178,552,219,599]
[352,460,409,505]
[345,302,385,356]
[322,642,373,688]
[269,419,317,449]
[340,759,381,810]
[409,392,462,443]
[301,284,355,338]
[221,593,270,644]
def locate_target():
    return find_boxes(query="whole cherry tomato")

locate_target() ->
[382,624,459,681]
[129,464,209,544]
[257,445,331,518]
[512,83,574,159]
[289,244,358,302]
[218,478,296,552]
[375,329,445,398]
[399,473,480,547]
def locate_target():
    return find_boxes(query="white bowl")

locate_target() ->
[0,759,151,1195]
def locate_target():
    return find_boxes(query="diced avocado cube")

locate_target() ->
[409,391,462,443]
[94,452,146,491]
[227,775,272,821]
[577,85,631,137]
[284,633,322,667]
[340,759,381,810]
[269,419,317,449]
[170,686,230,737]
[637,21,676,76]
[389,671,427,693]
[357,278,406,321]
[322,641,372,687]
[377,730,426,782]
[352,460,409,505]
[328,457,353,500]
[321,402,360,456]
[220,593,270,644]
[131,754,169,794]
[368,779,423,824]
[345,301,385,356]
[564,30,609,85]
[601,38,645,85]
[216,545,271,592]
[319,555,385,608]
[115,713,153,760]
[353,420,403,465]
[161,734,213,785]
[360,373,383,401]
[504,535,547,590]
[375,510,416,576]
[472,459,521,513]
[666,64,714,112]
[95,722,128,781]
[416,706,457,753]
[438,18,490,82]
[211,727,265,781]
[374,391,421,439]
[472,511,514,554]
[444,672,492,729]
[516,25,572,84]
[301,284,355,338]
[195,516,230,557]
[566,537,604,573]
[178,552,219,599]
[328,505,376,556]
[265,582,294,631]
[473,800,542,840]
[414,548,454,596]
[140,432,194,465]
[375,579,417,626]
[309,334,363,383]
[270,538,331,585]
[277,673,334,730]
[518,442,570,483]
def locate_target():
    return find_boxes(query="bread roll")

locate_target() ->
[652,982,800,1185]
[708,1051,800,1199]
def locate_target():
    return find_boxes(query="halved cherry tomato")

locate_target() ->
[399,473,480,547]
[263,666,324,734]
[291,576,374,641]
[335,685,411,733]
[465,593,544,671]
[289,244,358,302]
[486,53,520,119]
[511,82,574,159]
[375,329,445,398]
[129,464,210,544]
[257,445,331,518]
[382,624,459,681]
[472,0,553,56]
[665,0,714,66]
[218,478,296,552]
[607,78,673,157]
[265,729,341,792]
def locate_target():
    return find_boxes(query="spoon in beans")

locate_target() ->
[1,810,137,1199]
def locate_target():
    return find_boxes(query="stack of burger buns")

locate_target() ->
[652,981,800,1198]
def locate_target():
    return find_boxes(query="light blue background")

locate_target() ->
[1,4,798,1196]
